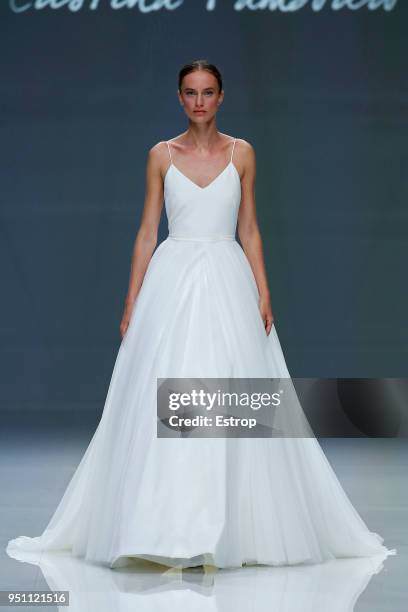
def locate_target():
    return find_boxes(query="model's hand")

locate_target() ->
[259,294,274,336]
[120,301,134,339]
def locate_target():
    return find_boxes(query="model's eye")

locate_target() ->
[184,91,213,96]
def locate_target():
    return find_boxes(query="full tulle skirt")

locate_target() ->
[7,238,396,568]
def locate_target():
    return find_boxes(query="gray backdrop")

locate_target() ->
[1,1,407,421]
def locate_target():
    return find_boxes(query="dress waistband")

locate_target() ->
[168,233,236,242]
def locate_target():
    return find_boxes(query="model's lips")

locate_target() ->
[194,110,206,113]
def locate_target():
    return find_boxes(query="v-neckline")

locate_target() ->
[169,161,234,191]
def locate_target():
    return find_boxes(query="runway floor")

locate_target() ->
[0,412,406,611]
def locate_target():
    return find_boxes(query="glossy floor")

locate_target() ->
[1,413,406,611]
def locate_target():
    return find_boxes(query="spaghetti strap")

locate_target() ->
[230,138,237,163]
[166,140,173,164]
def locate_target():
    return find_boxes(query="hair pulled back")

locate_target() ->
[178,59,223,93]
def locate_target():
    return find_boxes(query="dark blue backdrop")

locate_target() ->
[1,1,407,417]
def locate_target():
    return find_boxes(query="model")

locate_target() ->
[7,59,396,569]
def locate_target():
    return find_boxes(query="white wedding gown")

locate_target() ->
[7,138,396,569]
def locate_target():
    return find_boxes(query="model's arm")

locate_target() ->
[236,140,274,336]
[120,143,165,338]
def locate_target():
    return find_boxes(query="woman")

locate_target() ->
[7,59,396,570]
[119,65,273,343]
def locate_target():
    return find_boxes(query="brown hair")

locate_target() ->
[178,59,223,93]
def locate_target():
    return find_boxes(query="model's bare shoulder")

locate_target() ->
[235,138,255,158]
[233,139,255,178]
[148,140,170,162]
[146,141,171,179]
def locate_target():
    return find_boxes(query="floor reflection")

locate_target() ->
[6,548,390,612]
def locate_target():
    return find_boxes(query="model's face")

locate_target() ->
[178,70,223,122]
